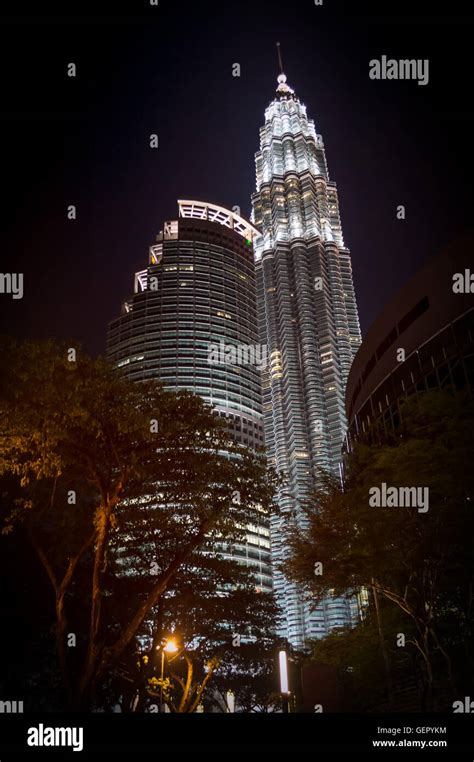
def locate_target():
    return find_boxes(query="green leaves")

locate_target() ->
[0,339,277,709]
[284,389,474,708]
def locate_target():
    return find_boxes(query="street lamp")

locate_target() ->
[279,649,290,713]
[157,638,179,712]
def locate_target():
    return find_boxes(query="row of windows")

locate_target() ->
[352,297,431,411]
[348,340,474,447]
[161,240,254,268]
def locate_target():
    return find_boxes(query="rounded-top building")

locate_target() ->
[107,200,272,593]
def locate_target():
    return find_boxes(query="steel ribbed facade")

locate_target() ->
[251,74,362,646]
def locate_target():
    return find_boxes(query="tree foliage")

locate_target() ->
[284,390,474,709]
[0,339,277,709]
[103,548,279,713]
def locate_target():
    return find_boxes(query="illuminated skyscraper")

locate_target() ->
[107,201,272,594]
[251,65,362,646]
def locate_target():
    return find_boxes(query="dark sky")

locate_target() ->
[1,0,473,356]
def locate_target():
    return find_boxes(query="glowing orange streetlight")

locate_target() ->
[163,639,178,654]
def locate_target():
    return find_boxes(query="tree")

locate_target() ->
[103,549,279,713]
[0,339,276,709]
[210,641,282,713]
[284,390,474,709]
[306,611,420,712]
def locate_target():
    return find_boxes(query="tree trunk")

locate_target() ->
[371,579,393,704]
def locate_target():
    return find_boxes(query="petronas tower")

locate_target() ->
[251,65,362,647]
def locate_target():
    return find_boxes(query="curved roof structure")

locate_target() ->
[178,199,260,242]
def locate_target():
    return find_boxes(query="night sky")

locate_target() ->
[1,0,473,357]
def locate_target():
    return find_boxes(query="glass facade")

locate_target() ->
[107,202,272,593]
[251,74,362,646]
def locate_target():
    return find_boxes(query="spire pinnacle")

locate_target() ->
[276,41,284,74]
[275,43,294,96]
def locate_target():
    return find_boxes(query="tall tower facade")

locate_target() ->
[107,200,272,594]
[251,72,362,646]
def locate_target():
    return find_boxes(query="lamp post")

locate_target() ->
[157,638,178,712]
[279,649,290,713]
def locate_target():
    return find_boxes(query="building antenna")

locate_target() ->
[276,41,284,74]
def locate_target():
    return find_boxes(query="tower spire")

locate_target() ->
[275,42,294,95]
[276,41,284,74]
